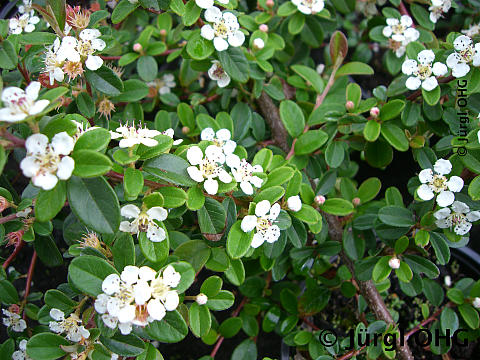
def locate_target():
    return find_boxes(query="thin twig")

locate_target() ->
[0,212,19,225]
[23,250,37,320]
[2,240,25,269]
[100,48,180,61]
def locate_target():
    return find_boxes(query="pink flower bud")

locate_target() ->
[370,107,380,118]
[314,195,326,205]
[182,126,190,134]
[259,24,268,32]
[266,0,274,8]
[159,29,167,36]
[346,101,354,111]
[133,43,142,52]
[352,197,361,206]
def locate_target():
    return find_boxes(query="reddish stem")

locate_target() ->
[2,240,25,269]
[23,251,37,319]
[100,48,180,61]
[0,212,19,225]
[17,63,30,84]
[301,317,320,331]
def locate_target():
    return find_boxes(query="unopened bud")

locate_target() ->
[0,196,10,212]
[8,304,20,314]
[388,257,401,269]
[314,195,326,205]
[182,126,190,134]
[133,43,142,52]
[370,107,380,118]
[160,29,167,36]
[473,297,480,309]
[259,24,268,32]
[444,275,452,287]
[346,100,355,111]
[266,0,274,8]
[316,64,325,75]
[352,197,361,206]
[196,293,208,305]
[253,38,265,50]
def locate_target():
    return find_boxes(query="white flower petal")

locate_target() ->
[406,76,421,90]
[121,204,141,219]
[432,62,448,76]
[85,55,103,71]
[51,132,74,155]
[200,25,215,40]
[147,207,168,221]
[255,200,271,217]
[163,291,179,311]
[201,127,215,141]
[419,168,434,183]
[56,156,74,180]
[195,0,214,8]
[33,172,58,190]
[417,184,434,201]
[241,215,257,232]
[49,308,65,321]
[28,99,50,115]
[25,81,41,100]
[447,176,464,192]
[187,166,205,183]
[437,191,455,207]
[102,274,121,295]
[402,59,418,75]
[147,299,166,320]
[204,178,219,195]
[121,265,140,285]
[422,77,438,91]
[187,146,204,165]
[434,159,452,175]
[228,31,245,47]
[213,37,229,51]
[251,233,264,248]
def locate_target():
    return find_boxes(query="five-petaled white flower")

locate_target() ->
[417,159,464,207]
[9,13,39,34]
[382,16,419,57]
[43,38,66,86]
[429,0,451,24]
[446,35,480,78]
[146,265,181,321]
[12,339,31,360]
[201,128,236,162]
[20,132,75,191]
[0,82,50,122]
[196,0,229,9]
[110,121,161,148]
[401,50,448,91]
[2,309,26,332]
[356,0,386,18]
[227,154,263,195]
[287,195,302,212]
[59,29,106,71]
[434,201,480,235]
[119,204,168,243]
[186,146,232,195]
[462,23,480,38]
[291,0,324,15]
[201,7,245,52]
[49,309,90,342]
[18,0,34,16]
[241,200,281,248]
[208,61,231,88]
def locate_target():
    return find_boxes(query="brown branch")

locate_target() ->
[146,8,164,14]
[23,250,37,320]
[1,130,26,148]
[256,92,289,153]
[2,240,25,269]
[17,63,30,84]
[337,345,367,360]
[0,212,20,225]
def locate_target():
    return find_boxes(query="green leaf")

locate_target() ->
[123,168,144,198]
[0,280,19,304]
[177,103,195,129]
[321,198,354,216]
[207,290,235,311]
[365,139,393,168]
[227,221,254,259]
[155,187,187,208]
[381,123,409,152]
[0,40,18,69]
[357,177,381,203]
[84,66,124,96]
[186,32,214,60]
[325,141,345,168]
[292,204,321,225]
[44,289,77,313]
[201,276,223,297]
[410,3,435,31]
[403,254,439,279]
[26,333,69,360]
[143,154,197,186]
[170,0,186,15]
[68,255,118,297]
[253,186,285,203]
[231,339,257,360]
[186,186,205,210]
[288,12,305,35]
[294,130,328,155]
[182,0,202,26]
[469,175,480,200]
[112,79,150,102]
[112,0,139,23]
[174,240,211,272]
[336,62,374,77]
[137,56,158,82]
[189,302,211,337]
[277,2,297,16]
[20,32,57,45]
[35,182,66,222]
[263,166,294,188]
[279,100,305,138]
[34,235,63,267]
[219,317,243,338]
[364,120,381,142]
[67,176,120,235]
[422,86,441,106]
[144,310,188,342]
[329,31,348,66]
[198,198,227,236]
[72,150,112,177]
[380,99,405,121]
[458,304,480,329]
[395,261,413,282]
[291,65,324,94]
[100,333,146,356]
[77,92,95,118]
[47,0,66,31]
[378,206,414,227]
[137,343,164,360]
[372,256,392,282]
[74,128,111,152]
[139,229,169,263]
[112,233,135,270]
[217,47,250,83]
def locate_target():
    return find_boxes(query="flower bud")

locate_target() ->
[287,195,302,212]
[352,197,361,206]
[444,275,452,287]
[370,107,380,118]
[316,64,325,75]
[346,101,355,111]
[314,195,326,205]
[182,126,190,134]
[259,24,268,32]
[473,297,480,309]
[253,38,265,50]
[196,293,208,305]
[133,43,143,52]
[266,0,274,8]
[388,257,400,269]
[159,29,167,36]
[0,196,10,212]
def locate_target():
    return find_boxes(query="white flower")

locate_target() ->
[473,297,480,309]
[417,159,463,207]
[71,120,98,141]
[253,38,265,49]
[161,128,183,145]
[444,275,452,287]
[401,50,448,91]
[57,29,106,71]
[287,195,302,212]
[49,309,90,342]
[201,128,236,160]
[382,16,419,57]
[388,257,401,269]
[2,309,27,332]
[0,82,50,122]
[20,132,75,191]
[16,207,32,218]
[158,74,176,95]
[18,0,34,16]
[241,200,281,248]
[43,38,66,86]
[110,121,161,148]
[462,23,480,38]
[9,13,39,34]
[446,35,480,78]
[227,155,263,195]
[291,0,324,15]
[119,204,168,243]
[201,7,245,51]
[147,265,181,320]
[186,146,232,195]
[429,0,451,24]
[196,0,229,9]
[12,339,31,360]
[208,61,231,88]
[434,201,480,235]
[196,293,208,305]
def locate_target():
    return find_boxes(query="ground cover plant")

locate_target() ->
[1,0,480,359]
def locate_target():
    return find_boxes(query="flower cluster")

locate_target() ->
[201,7,245,51]
[148,74,176,96]
[20,132,75,191]
[120,204,168,243]
[49,309,90,342]
[383,16,420,57]
[428,0,451,24]
[110,121,162,148]
[401,50,447,91]
[2,308,27,332]
[95,265,181,335]
[9,1,39,34]
[12,339,31,360]
[241,200,281,248]
[446,35,480,78]
[0,82,50,122]
[434,201,480,236]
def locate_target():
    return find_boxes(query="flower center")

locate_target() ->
[392,24,405,34]
[257,217,272,233]
[214,20,229,38]
[416,64,432,80]
[18,16,29,28]
[213,66,225,78]
[116,283,134,304]
[459,46,474,62]
[77,40,94,57]
[200,158,219,177]
[10,96,34,114]
[136,213,151,232]
[429,174,447,192]
[61,315,81,332]
[151,279,170,299]
[451,212,467,226]
[300,0,315,8]
[33,147,61,174]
